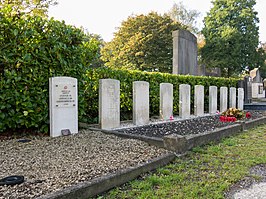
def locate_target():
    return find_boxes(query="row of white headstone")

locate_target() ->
[49,77,244,137]
[99,79,244,130]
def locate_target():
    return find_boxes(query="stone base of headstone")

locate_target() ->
[163,134,188,153]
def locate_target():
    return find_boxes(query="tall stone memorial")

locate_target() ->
[172,30,198,75]
[49,77,78,137]
[99,79,120,129]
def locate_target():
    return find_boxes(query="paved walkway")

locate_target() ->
[233,182,266,199]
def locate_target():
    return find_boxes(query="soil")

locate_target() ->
[116,111,265,138]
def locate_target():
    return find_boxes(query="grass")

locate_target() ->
[96,124,266,199]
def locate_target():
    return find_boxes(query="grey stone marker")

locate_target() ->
[133,81,149,125]
[49,76,78,137]
[99,79,120,129]
[172,30,198,75]
[209,86,217,114]
[220,87,228,113]
[238,88,244,110]
[229,87,237,108]
[160,83,173,120]
[179,84,191,119]
[194,85,204,116]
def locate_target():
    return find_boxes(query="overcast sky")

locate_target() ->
[48,0,266,43]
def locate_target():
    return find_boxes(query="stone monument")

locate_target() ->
[99,79,120,129]
[49,77,78,137]
[160,83,173,120]
[133,81,149,125]
[172,29,198,75]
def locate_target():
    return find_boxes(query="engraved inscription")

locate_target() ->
[54,84,76,108]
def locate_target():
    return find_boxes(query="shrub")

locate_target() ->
[0,7,100,133]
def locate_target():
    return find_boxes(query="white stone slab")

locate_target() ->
[194,85,204,116]
[49,77,78,137]
[229,87,237,108]
[160,83,173,120]
[133,81,149,125]
[209,86,217,114]
[99,79,120,129]
[179,84,190,119]
[238,88,244,110]
[220,87,228,112]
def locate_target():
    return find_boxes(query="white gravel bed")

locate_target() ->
[0,130,169,199]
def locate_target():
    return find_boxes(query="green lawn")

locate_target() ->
[97,124,266,199]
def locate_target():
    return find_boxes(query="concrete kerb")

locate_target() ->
[241,117,266,131]
[185,124,242,150]
[37,153,176,199]
[81,125,165,148]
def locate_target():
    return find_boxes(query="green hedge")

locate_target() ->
[83,67,239,123]
[0,8,100,133]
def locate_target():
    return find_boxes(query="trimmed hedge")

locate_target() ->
[0,8,100,133]
[83,67,239,123]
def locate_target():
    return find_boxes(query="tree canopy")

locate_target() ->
[167,2,200,34]
[101,12,184,73]
[0,0,57,17]
[201,0,265,77]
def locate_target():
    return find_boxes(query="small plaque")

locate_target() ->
[54,84,76,108]
[61,129,71,136]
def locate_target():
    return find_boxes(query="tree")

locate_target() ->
[201,0,262,77]
[101,12,184,73]
[167,2,200,34]
[0,0,57,17]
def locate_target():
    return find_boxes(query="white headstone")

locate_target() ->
[209,86,217,114]
[179,84,191,119]
[133,81,149,125]
[160,83,173,120]
[220,87,228,112]
[49,77,78,137]
[194,85,204,116]
[238,88,244,110]
[229,87,237,108]
[99,79,120,129]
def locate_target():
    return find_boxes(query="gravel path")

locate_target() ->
[0,130,169,199]
[226,164,266,199]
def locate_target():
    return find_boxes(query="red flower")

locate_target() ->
[246,112,251,119]
[220,116,225,122]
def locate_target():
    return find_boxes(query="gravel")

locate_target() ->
[116,111,265,138]
[0,130,169,199]
[225,164,266,199]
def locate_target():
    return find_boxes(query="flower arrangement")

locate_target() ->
[219,108,251,122]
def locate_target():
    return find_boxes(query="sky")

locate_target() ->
[48,0,266,43]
